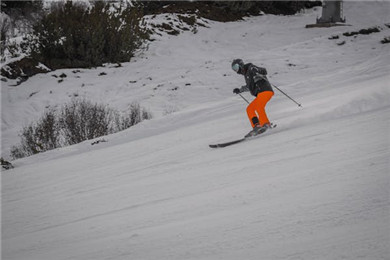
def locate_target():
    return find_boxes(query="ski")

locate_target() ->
[209,123,277,149]
[209,138,246,148]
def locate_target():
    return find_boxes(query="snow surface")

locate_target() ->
[1,2,390,260]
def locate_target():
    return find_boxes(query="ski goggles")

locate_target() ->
[232,63,240,73]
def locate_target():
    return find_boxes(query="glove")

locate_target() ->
[233,88,240,94]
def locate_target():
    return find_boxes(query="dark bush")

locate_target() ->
[139,1,322,21]
[30,1,149,69]
[1,0,44,16]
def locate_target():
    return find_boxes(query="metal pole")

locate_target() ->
[238,93,250,104]
[272,84,302,107]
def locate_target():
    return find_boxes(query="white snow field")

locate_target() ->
[2,2,390,260]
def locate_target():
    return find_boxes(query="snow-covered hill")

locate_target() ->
[2,2,390,260]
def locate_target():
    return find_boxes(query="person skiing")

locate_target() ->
[231,59,274,137]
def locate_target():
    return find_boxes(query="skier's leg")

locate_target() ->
[246,100,259,128]
[255,91,274,126]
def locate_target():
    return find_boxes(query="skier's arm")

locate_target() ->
[240,85,249,92]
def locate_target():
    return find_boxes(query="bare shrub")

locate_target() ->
[120,102,152,130]
[10,99,152,159]
[11,109,60,158]
[58,99,116,145]
[142,107,152,121]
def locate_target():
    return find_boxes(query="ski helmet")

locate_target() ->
[231,59,244,74]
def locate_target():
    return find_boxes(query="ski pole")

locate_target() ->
[238,93,250,104]
[272,84,302,107]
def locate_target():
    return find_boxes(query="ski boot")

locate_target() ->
[245,123,273,138]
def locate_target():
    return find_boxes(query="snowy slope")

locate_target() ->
[2,2,390,260]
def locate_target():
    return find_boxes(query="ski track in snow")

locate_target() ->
[2,2,390,260]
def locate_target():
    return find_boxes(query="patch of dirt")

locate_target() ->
[1,57,50,81]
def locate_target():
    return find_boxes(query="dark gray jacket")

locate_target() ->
[239,63,273,96]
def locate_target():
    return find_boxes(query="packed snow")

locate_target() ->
[1,1,390,260]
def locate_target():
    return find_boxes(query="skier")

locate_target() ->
[231,59,274,137]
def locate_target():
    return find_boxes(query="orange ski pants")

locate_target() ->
[246,91,274,128]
